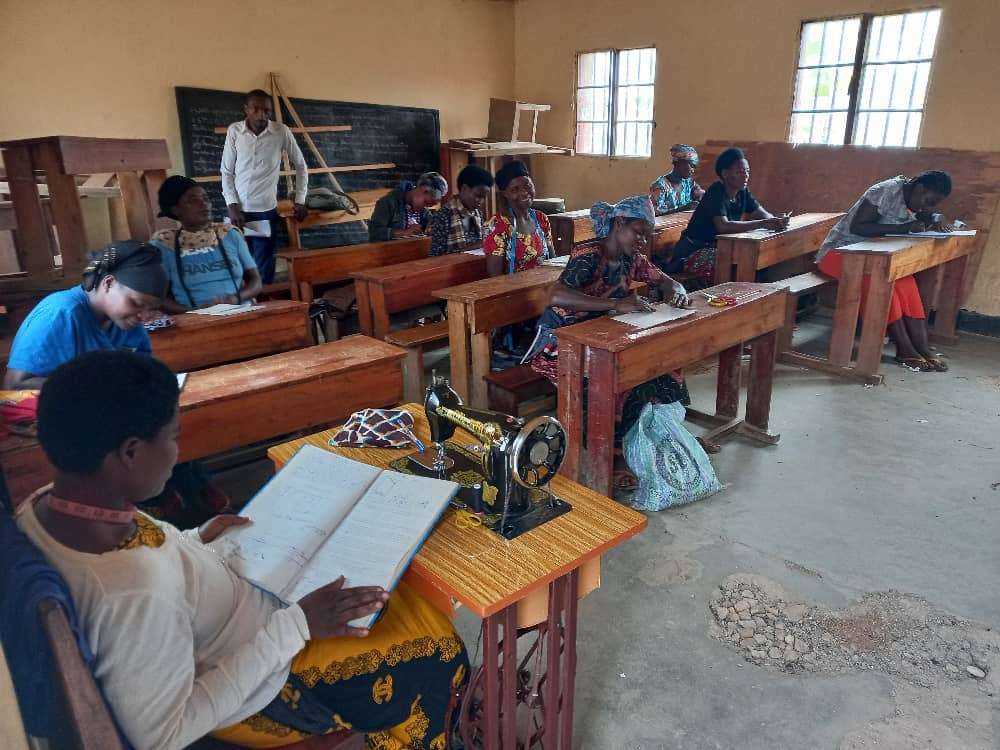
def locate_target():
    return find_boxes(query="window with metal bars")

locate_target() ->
[789,9,941,147]
[575,47,657,158]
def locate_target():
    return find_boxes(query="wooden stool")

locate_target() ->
[483,364,556,415]
[778,271,836,352]
[385,320,450,402]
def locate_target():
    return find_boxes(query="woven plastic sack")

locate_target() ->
[623,401,721,511]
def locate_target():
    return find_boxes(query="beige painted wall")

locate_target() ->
[513,0,1000,314]
[0,0,514,168]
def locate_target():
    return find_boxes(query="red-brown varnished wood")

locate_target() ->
[716,212,844,282]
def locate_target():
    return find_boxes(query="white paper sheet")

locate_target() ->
[176,373,187,390]
[542,255,570,266]
[885,229,977,238]
[613,304,697,329]
[243,220,272,238]
[188,303,261,317]
[463,248,486,256]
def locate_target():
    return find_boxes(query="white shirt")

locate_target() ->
[17,496,310,750]
[221,120,309,212]
[818,176,912,262]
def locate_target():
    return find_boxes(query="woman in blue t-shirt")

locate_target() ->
[4,240,167,389]
[151,176,262,312]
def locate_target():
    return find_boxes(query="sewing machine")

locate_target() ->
[391,374,571,539]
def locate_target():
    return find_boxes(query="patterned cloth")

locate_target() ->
[817,176,913,262]
[649,174,701,214]
[483,210,553,273]
[211,581,468,749]
[329,409,425,451]
[669,144,699,165]
[590,196,655,239]
[429,195,483,255]
[682,246,718,289]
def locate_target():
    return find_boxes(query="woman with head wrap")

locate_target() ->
[368,172,448,242]
[657,147,789,287]
[649,144,705,215]
[523,196,695,490]
[482,160,555,277]
[4,240,167,389]
[151,176,262,312]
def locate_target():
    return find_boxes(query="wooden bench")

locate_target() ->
[38,597,362,750]
[551,209,693,256]
[777,271,836,353]
[385,320,450,402]
[277,237,431,302]
[483,363,555,415]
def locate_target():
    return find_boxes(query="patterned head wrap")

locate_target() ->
[590,196,656,239]
[81,240,167,299]
[669,144,699,166]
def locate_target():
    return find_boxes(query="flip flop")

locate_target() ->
[894,356,935,372]
[923,356,949,372]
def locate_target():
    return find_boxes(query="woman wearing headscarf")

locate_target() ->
[482,160,554,277]
[4,240,167,389]
[523,196,694,490]
[368,172,448,241]
[151,176,262,312]
[649,144,705,215]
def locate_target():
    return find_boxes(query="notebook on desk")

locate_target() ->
[209,444,458,627]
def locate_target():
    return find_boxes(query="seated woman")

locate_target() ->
[429,165,493,255]
[17,350,468,750]
[817,171,954,372]
[3,241,166,390]
[483,160,554,277]
[369,172,448,242]
[648,144,705,215]
[658,147,789,287]
[151,176,262,312]
[524,196,695,490]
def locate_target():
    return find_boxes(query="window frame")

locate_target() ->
[574,45,657,160]
[788,8,941,147]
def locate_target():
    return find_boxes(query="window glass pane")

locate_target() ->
[614,122,652,158]
[905,112,922,147]
[890,63,917,110]
[865,112,888,146]
[884,112,908,146]
[577,89,595,121]
[859,67,874,109]
[815,68,835,110]
[920,10,942,57]
[578,51,611,86]
[840,18,861,62]
[870,65,894,109]
[854,112,869,145]
[812,113,832,143]
[833,65,852,109]
[795,68,818,110]
[594,123,609,154]
[873,14,903,62]
[821,21,844,65]
[790,113,812,144]
[829,112,848,144]
[899,12,926,59]
[800,22,825,66]
[911,62,931,108]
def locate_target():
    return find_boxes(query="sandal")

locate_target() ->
[922,356,949,372]
[894,356,935,372]
[613,469,640,492]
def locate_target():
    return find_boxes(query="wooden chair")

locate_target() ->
[385,320,450,403]
[483,363,555,416]
[39,597,363,750]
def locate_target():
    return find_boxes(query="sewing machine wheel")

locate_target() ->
[511,416,566,489]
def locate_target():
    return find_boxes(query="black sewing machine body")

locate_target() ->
[390,375,571,539]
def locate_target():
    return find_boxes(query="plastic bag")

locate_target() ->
[623,401,721,511]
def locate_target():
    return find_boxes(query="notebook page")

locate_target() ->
[281,470,458,625]
[209,445,382,595]
[613,304,696,329]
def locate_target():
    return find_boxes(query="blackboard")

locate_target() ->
[175,86,440,247]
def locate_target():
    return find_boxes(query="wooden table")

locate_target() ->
[781,234,976,384]
[0,338,405,502]
[277,236,431,301]
[713,212,845,283]
[550,209,693,255]
[268,404,647,750]
[435,266,562,407]
[150,300,311,372]
[556,282,787,496]
[352,251,487,340]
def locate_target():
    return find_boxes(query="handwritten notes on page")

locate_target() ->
[613,304,696,329]
[189,303,262,317]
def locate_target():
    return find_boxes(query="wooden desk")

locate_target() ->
[277,237,430,301]
[269,404,647,750]
[435,266,562,407]
[550,209,692,255]
[714,212,845,283]
[556,283,787,496]
[150,301,311,372]
[782,234,976,384]
[352,252,487,340]
[0,338,405,501]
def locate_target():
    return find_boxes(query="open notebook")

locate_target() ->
[209,444,458,627]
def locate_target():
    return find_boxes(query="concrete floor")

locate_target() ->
[215,321,1000,749]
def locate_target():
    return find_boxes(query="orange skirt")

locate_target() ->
[818,251,925,326]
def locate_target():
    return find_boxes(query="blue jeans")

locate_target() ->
[243,208,280,284]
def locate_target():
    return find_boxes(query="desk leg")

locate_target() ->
[742,329,780,444]
[470,332,492,409]
[371,291,391,342]
[929,255,968,345]
[448,303,472,402]
[557,341,585,483]
[829,253,864,366]
[855,257,893,377]
[714,242,734,284]
[733,244,757,282]
[354,280,374,337]
[716,344,742,419]
[586,350,617,497]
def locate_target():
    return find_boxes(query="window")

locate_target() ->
[789,9,941,147]
[575,47,656,158]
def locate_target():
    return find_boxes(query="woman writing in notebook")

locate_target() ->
[816,171,955,372]
[17,350,468,750]
[483,160,555,277]
[151,176,263,312]
[524,196,698,490]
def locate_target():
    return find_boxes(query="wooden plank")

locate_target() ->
[585,349,617,497]
[150,301,311,372]
[469,330,492,409]
[445,302,471,401]
[745,330,778,430]
[354,278,374,336]
[33,140,88,272]
[141,169,167,229]
[115,171,151,241]
[277,237,430,291]
[212,125,352,135]
[557,340,584,483]
[828,253,865,366]
[716,345,742,420]
[2,143,53,275]
[192,164,395,183]
[0,136,173,174]
[929,254,968,342]
[433,267,560,333]
[854,256,894,376]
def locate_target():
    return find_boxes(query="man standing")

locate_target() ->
[221,89,308,283]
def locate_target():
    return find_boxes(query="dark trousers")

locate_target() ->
[243,208,280,284]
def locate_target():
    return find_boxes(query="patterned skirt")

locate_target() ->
[211,582,468,749]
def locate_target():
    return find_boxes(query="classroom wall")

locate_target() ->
[0,0,514,168]
[512,0,1000,315]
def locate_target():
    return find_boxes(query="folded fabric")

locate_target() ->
[330,408,425,450]
[0,392,39,439]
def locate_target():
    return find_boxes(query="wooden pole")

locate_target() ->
[269,73,295,197]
